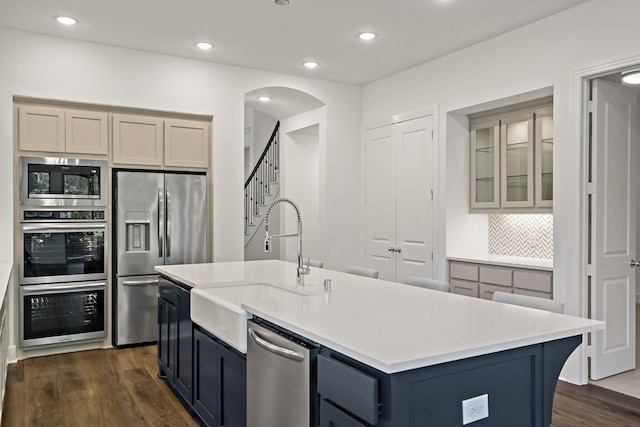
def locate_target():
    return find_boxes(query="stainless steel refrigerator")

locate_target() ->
[113,170,207,346]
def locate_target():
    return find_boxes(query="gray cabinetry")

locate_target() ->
[158,277,246,427]
[318,336,580,427]
[449,260,553,299]
[469,97,553,213]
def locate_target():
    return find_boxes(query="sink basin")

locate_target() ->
[190,282,313,353]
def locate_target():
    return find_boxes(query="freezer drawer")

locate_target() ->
[115,275,159,346]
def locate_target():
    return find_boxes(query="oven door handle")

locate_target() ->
[21,282,106,293]
[21,223,107,232]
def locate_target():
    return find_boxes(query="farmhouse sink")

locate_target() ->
[190,282,314,353]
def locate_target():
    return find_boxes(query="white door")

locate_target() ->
[590,79,638,380]
[365,125,396,281]
[395,116,434,283]
[365,116,434,282]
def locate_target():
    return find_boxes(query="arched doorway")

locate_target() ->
[243,87,325,264]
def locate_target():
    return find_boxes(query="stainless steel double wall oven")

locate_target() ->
[19,156,108,348]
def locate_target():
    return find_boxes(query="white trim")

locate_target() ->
[363,106,439,131]
[572,53,640,385]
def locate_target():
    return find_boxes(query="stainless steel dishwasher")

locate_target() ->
[247,320,318,427]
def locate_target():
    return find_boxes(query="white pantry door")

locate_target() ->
[365,125,396,280]
[590,79,638,380]
[394,116,434,283]
[364,115,433,282]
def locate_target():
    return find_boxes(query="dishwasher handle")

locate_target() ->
[248,327,305,362]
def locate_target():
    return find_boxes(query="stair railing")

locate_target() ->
[245,122,280,230]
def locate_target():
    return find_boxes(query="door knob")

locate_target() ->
[631,259,640,267]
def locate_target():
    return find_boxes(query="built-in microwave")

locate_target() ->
[20,156,108,206]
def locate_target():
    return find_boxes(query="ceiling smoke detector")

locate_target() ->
[275,0,289,5]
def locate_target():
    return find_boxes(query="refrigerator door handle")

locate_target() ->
[158,188,164,258]
[166,187,171,258]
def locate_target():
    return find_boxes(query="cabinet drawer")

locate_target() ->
[513,270,552,293]
[479,283,512,300]
[317,355,379,425]
[479,266,512,286]
[449,262,479,281]
[450,280,479,298]
[320,399,368,427]
[514,288,552,299]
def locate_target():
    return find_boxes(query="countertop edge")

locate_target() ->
[447,256,553,271]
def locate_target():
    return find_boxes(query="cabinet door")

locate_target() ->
[112,113,164,166]
[535,108,553,208]
[501,113,534,208]
[470,120,500,209]
[450,279,479,298]
[157,296,177,382]
[193,328,219,427]
[65,109,109,155]
[218,344,247,427]
[364,124,396,281]
[164,119,210,168]
[174,286,193,404]
[18,105,65,153]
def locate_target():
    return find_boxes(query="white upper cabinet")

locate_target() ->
[19,105,108,155]
[112,114,210,169]
[469,98,552,213]
[112,113,164,166]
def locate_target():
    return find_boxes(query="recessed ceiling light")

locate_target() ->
[275,0,289,5]
[622,69,640,85]
[195,42,213,50]
[258,96,271,102]
[303,61,319,69]
[358,32,377,41]
[56,16,77,26]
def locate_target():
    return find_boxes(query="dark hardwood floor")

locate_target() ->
[1,345,639,426]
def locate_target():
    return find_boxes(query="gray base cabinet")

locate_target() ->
[318,335,580,427]
[158,276,246,427]
[449,260,553,300]
[157,279,193,404]
[193,326,247,427]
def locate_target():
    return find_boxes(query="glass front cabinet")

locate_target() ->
[469,100,553,212]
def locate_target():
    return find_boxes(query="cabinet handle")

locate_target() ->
[388,247,394,252]
[631,259,640,267]
[395,247,402,253]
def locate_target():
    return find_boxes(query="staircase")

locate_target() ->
[244,122,280,247]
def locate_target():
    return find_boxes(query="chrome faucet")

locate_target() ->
[264,197,310,286]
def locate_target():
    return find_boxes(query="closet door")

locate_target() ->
[395,116,434,283]
[364,115,434,283]
[364,125,396,281]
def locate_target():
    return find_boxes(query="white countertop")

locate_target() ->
[156,260,601,374]
[447,254,553,270]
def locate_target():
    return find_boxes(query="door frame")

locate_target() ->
[573,55,640,383]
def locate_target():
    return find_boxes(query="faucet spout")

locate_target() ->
[263,197,310,286]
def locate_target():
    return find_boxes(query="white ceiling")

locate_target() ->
[0,0,589,86]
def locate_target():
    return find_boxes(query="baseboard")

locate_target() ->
[7,345,16,364]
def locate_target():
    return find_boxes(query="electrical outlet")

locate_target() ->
[462,394,489,425]
[528,234,539,249]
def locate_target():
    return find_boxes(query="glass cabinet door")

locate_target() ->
[535,108,553,207]
[470,120,500,209]
[501,113,534,207]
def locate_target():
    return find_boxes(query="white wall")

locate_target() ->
[280,112,322,265]
[362,0,640,383]
[0,28,362,266]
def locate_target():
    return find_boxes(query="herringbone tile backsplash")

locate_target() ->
[488,214,553,259]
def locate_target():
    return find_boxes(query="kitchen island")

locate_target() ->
[156,260,603,427]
